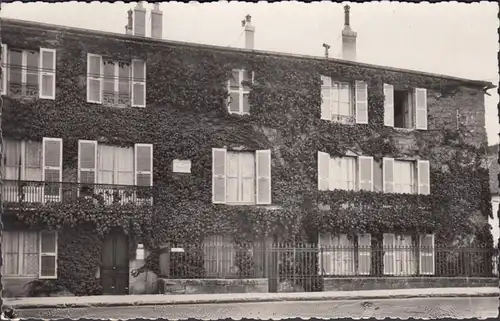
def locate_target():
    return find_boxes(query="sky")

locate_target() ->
[3,1,499,145]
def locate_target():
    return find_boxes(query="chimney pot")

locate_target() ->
[344,4,350,26]
[151,3,163,39]
[341,4,357,61]
[126,9,133,35]
[243,14,255,50]
[133,2,147,37]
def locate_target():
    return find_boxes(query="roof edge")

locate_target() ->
[2,18,496,89]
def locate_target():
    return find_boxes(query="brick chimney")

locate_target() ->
[133,2,147,37]
[341,4,357,61]
[125,9,133,35]
[151,3,163,39]
[242,14,255,50]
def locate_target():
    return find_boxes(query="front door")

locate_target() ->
[101,231,129,294]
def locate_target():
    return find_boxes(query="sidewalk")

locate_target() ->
[5,287,499,309]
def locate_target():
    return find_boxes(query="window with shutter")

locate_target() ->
[358,156,373,191]
[383,84,394,127]
[203,235,236,278]
[383,233,395,275]
[395,234,416,276]
[78,140,97,185]
[394,160,415,194]
[320,76,356,125]
[39,48,56,100]
[417,160,430,195]
[132,59,146,107]
[42,137,63,203]
[7,48,40,98]
[415,88,428,130]
[227,69,253,115]
[1,231,39,277]
[393,89,415,129]
[87,53,102,103]
[357,233,371,275]
[419,234,435,275]
[39,230,58,279]
[1,43,7,96]
[355,81,368,124]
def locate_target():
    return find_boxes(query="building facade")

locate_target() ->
[0,13,495,297]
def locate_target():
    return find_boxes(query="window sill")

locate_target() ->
[2,275,39,279]
[393,127,416,132]
[228,111,250,116]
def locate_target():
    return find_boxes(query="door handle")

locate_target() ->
[113,266,116,270]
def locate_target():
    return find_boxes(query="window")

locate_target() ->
[384,84,427,130]
[321,76,368,124]
[1,45,56,99]
[87,54,146,108]
[78,141,153,205]
[1,230,58,278]
[227,69,253,115]
[383,158,430,195]
[318,233,371,276]
[212,148,271,205]
[1,138,62,203]
[383,233,435,276]
[203,235,236,277]
[318,152,373,192]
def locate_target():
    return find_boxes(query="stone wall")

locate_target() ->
[157,278,268,294]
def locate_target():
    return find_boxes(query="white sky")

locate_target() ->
[3,1,499,145]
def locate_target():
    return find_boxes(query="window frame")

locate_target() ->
[393,159,416,194]
[321,76,356,124]
[7,48,40,98]
[227,69,253,115]
[226,151,256,205]
[318,233,371,276]
[102,59,132,107]
[39,230,58,279]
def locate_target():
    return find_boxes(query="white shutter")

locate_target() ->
[417,160,430,195]
[318,151,330,191]
[131,59,146,107]
[78,140,97,184]
[87,53,102,103]
[39,48,56,100]
[39,231,57,279]
[321,76,331,120]
[415,88,428,130]
[318,234,334,275]
[383,84,394,127]
[134,143,153,186]
[256,149,272,205]
[212,148,227,204]
[358,156,373,191]
[419,234,435,275]
[42,137,63,203]
[383,157,395,193]
[355,81,368,124]
[383,233,395,275]
[358,233,371,275]
[1,43,7,96]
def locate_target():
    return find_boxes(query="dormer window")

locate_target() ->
[227,69,254,115]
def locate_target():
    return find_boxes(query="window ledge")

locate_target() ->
[393,127,416,132]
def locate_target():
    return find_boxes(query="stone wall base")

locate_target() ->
[157,278,268,294]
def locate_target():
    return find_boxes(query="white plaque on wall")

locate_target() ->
[173,159,191,173]
[136,244,145,260]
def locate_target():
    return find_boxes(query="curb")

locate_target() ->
[9,292,499,310]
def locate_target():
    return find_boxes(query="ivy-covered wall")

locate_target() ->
[1,20,494,295]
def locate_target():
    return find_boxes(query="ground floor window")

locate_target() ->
[318,233,371,276]
[202,235,237,277]
[1,230,58,278]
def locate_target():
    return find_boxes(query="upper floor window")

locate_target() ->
[317,152,373,192]
[87,54,146,108]
[321,76,368,125]
[212,148,271,205]
[1,230,58,279]
[383,158,430,195]
[384,84,427,130]
[227,69,253,115]
[78,140,153,205]
[1,44,56,100]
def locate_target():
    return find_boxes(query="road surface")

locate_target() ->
[16,297,498,319]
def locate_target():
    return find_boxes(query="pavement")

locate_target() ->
[4,287,499,310]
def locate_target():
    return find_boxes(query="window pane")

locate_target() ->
[41,74,54,97]
[40,255,56,277]
[339,83,350,103]
[9,50,23,93]
[229,92,240,112]
[242,93,250,113]
[89,56,101,75]
[133,83,145,106]
[1,232,20,275]
[338,102,351,116]
[22,232,39,275]
[42,51,54,71]
[136,173,151,186]
[226,152,239,177]
[229,70,239,89]
[136,146,151,172]
[226,177,238,202]
[133,60,145,81]
[118,63,130,95]
[26,51,39,73]
[41,231,56,253]
[88,79,101,102]
[103,61,115,93]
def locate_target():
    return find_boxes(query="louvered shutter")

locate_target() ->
[212,148,227,204]
[417,160,430,195]
[87,53,102,103]
[1,43,7,96]
[39,48,56,100]
[383,233,395,275]
[256,149,272,205]
[78,140,97,184]
[134,144,153,186]
[383,84,394,127]
[383,157,395,193]
[415,88,428,130]
[131,59,146,107]
[318,151,330,191]
[358,233,371,275]
[42,137,63,203]
[319,234,333,275]
[419,234,435,275]
[355,81,368,124]
[358,156,373,191]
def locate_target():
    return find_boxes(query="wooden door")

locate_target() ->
[101,231,129,294]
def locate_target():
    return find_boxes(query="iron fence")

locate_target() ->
[1,179,154,207]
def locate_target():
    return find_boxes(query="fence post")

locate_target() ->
[159,242,171,278]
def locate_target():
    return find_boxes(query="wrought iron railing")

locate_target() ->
[2,179,153,207]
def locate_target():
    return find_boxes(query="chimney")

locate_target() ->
[341,4,357,61]
[133,2,147,37]
[242,14,255,50]
[151,3,163,39]
[125,9,133,35]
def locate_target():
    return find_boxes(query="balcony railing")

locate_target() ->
[2,180,153,208]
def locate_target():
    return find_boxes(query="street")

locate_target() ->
[16,297,498,319]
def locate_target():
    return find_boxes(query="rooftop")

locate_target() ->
[3,17,496,90]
